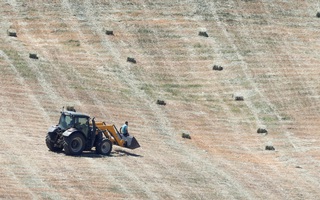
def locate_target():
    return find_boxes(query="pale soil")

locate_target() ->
[0,0,320,199]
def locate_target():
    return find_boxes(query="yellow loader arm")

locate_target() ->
[95,122,140,149]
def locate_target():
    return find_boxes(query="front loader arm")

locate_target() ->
[95,122,126,147]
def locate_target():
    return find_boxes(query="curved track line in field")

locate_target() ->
[1,1,66,117]
[64,0,178,136]
[0,50,51,124]
[19,2,79,106]
[199,1,320,198]
[64,2,184,198]
[168,0,320,199]
[154,10,257,199]
[57,2,252,199]
[258,0,320,193]
[58,1,179,198]
[58,0,104,112]
[212,1,280,125]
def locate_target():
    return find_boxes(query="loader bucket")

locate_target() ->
[124,136,140,149]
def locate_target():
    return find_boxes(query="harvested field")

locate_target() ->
[0,0,320,199]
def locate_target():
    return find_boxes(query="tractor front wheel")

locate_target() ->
[46,133,63,152]
[63,133,85,155]
[96,139,112,155]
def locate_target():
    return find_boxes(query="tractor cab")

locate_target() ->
[58,111,91,138]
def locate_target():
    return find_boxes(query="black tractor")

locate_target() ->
[45,110,112,155]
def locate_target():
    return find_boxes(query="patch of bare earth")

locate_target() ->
[0,0,319,199]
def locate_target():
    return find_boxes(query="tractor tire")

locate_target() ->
[63,132,85,155]
[46,134,63,152]
[96,139,112,155]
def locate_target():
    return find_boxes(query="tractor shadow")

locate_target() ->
[79,150,142,158]
[50,150,104,158]
[112,149,143,157]
[49,149,142,158]
[78,150,142,158]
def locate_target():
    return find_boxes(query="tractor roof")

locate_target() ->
[62,111,90,118]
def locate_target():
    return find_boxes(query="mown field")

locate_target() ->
[0,0,320,199]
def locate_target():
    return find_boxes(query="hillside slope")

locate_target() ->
[0,0,320,199]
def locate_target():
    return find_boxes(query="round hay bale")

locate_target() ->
[212,65,223,71]
[29,53,38,59]
[199,31,209,37]
[235,96,244,101]
[182,132,191,139]
[257,128,268,134]
[156,99,166,106]
[7,29,17,37]
[106,30,114,35]
[265,145,275,151]
[127,57,136,63]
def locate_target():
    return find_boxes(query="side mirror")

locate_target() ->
[92,117,96,133]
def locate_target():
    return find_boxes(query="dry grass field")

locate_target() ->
[0,0,320,199]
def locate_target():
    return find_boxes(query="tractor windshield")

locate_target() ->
[58,114,74,130]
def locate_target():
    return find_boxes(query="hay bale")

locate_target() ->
[257,128,268,134]
[7,29,17,37]
[29,53,38,59]
[106,30,114,35]
[317,12,320,18]
[235,96,244,101]
[265,145,275,151]
[127,57,136,63]
[212,65,223,71]
[66,106,76,112]
[199,31,208,37]
[156,100,166,106]
[182,132,191,139]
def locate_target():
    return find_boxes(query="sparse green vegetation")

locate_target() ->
[254,101,274,114]
[262,115,278,123]
[64,39,80,47]
[280,114,291,121]
[193,43,202,48]
[165,87,180,96]
[120,88,132,96]
[138,28,154,34]
[160,33,181,38]
[3,49,36,80]
[140,83,154,95]
[231,104,242,113]
[162,83,180,88]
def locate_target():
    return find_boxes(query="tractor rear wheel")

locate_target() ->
[63,133,85,155]
[46,134,63,152]
[96,139,112,155]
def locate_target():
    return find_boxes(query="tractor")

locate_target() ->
[45,110,140,156]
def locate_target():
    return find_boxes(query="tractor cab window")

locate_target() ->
[58,114,73,130]
[74,117,89,135]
